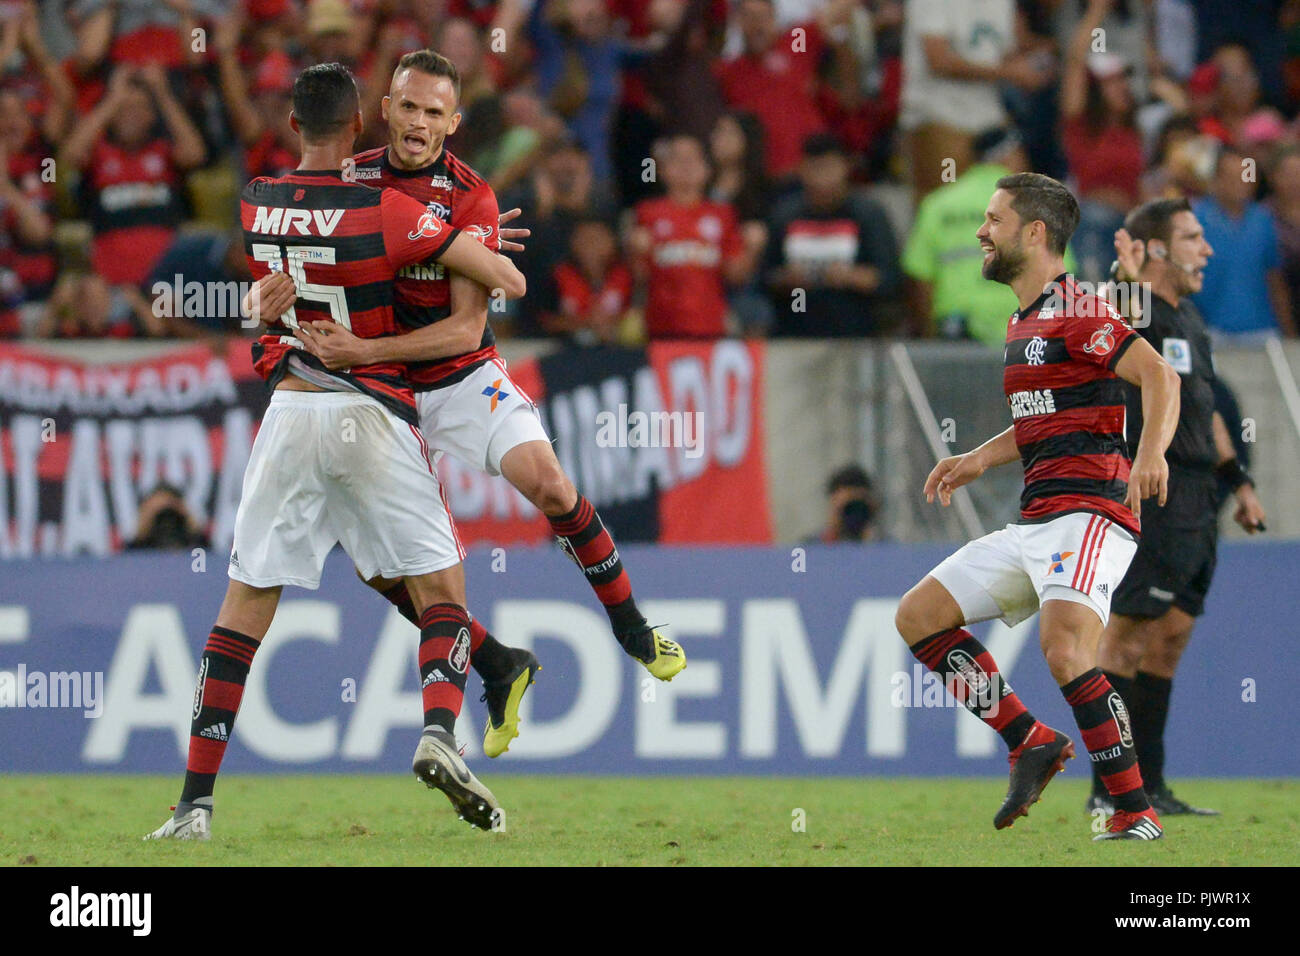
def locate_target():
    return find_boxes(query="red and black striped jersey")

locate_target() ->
[351,146,501,389]
[240,169,461,425]
[1003,273,1141,536]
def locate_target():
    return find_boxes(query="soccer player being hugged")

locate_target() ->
[250,51,686,761]
[1087,199,1267,817]
[148,63,527,840]
[894,174,1182,841]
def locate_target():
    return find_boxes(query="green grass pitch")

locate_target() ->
[3,776,1296,866]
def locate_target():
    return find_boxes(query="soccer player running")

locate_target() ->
[147,63,526,840]
[894,173,1182,841]
[1087,199,1267,817]
[252,51,686,761]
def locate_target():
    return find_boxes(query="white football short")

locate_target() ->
[416,358,550,477]
[929,511,1138,627]
[228,390,464,589]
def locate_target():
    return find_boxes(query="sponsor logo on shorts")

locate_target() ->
[481,378,510,412]
[1047,550,1074,574]
[1095,581,1109,598]
[192,657,208,720]
[1108,691,1134,747]
[945,649,990,697]
[449,628,471,674]
[1148,586,1175,601]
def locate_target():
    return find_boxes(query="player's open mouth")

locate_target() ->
[403,134,427,151]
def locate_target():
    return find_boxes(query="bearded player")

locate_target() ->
[893,173,1182,841]
[148,63,526,840]
[251,51,685,761]
[1087,199,1267,817]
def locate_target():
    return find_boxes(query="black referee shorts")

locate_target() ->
[1112,468,1219,619]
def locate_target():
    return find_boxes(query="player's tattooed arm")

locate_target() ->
[1114,336,1180,517]
[925,427,1018,507]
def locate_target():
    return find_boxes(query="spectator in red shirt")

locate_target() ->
[1060,2,1145,281]
[631,133,752,339]
[60,64,207,289]
[714,0,828,180]
[545,218,633,345]
[214,11,298,179]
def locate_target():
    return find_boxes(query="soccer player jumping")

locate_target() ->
[148,63,526,840]
[250,53,686,760]
[894,173,1182,841]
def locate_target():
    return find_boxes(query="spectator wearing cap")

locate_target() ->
[764,133,900,337]
[1061,1,1144,283]
[59,64,207,289]
[1193,144,1297,339]
[902,127,1036,346]
[899,0,1051,202]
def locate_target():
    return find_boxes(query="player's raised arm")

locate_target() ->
[381,189,525,299]
[1113,336,1181,516]
[925,426,1019,506]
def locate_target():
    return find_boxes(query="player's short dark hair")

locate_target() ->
[394,49,461,104]
[291,62,359,141]
[994,173,1080,255]
[1123,197,1193,247]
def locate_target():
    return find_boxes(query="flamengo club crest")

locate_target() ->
[1025,336,1047,366]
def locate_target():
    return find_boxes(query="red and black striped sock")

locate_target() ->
[1091,670,1134,797]
[418,603,472,733]
[549,495,651,659]
[382,584,512,682]
[1062,668,1149,813]
[910,629,1037,749]
[179,625,260,806]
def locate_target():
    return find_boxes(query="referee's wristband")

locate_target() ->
[1215,457,1253,491]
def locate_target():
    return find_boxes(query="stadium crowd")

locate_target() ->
[3,0,1300,346]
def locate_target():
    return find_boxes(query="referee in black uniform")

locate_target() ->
[1088,197,1267,817]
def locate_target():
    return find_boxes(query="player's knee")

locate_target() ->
[895,591,933,643]
[524,466,576,515]
[1040,633,1088,684]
